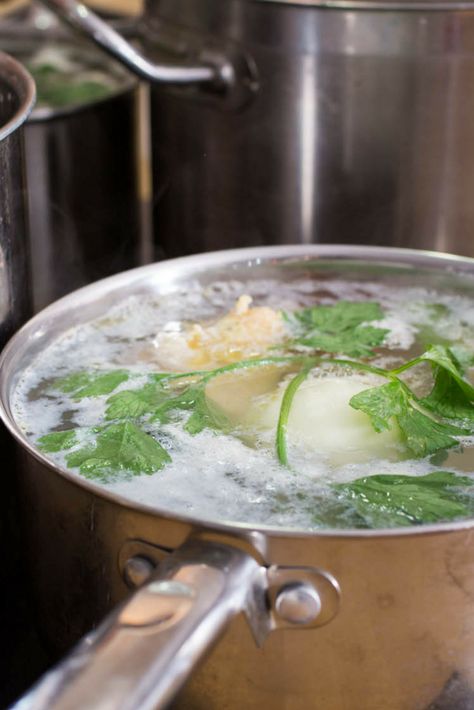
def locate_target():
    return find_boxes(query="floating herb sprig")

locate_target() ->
[283,300,388,357]
[274,344,474,466]
[334,471,474,527]
[37,296,474,504]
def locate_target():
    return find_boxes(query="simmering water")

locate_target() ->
[11,275,474,531]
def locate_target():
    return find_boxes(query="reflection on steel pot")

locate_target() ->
[0,52,34,338]
[4,246,474,710]
[38,0,474,258]
[0,51,39,707]
[3,33,151,312]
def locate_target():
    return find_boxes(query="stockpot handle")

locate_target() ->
[13,539,265,710]
[37,0,228,89]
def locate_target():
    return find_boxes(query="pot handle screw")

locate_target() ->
[123,555,155,589]
[275,582,322,625]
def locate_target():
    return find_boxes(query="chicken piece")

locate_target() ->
[153,295,286,371]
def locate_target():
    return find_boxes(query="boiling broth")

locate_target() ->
[11,275,474,530]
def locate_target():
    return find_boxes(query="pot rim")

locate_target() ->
[257,0,474,10]
[0,51,36,141]
[1,38,138,123]
[3,243,474,541]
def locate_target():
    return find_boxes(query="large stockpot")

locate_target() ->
[37,0,474,258]
[3,245,474,710]
[0,51,43,707]
[1,29,151,312]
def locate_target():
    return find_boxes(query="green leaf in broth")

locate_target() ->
[284,301,388,357]
[185,386,232,435]
[289,301,384,332]
[65,422,171,480]
[38,429,78,453]
[105,383,170,420]
[335,471,474,527]
[151,381,229,434]
[450,345,474,372]
[397,407,467,458]
[419,345,474,400]
[54,370,129,399]
[409,345,474,426]
[421,370,474,426]
[350,378,467,457]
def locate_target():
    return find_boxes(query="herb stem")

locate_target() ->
[276,362,315,467]
[328,358,389,378]
[387,357,424,376]
[156,355,310,386]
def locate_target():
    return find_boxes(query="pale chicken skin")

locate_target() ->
[153,295,287,371]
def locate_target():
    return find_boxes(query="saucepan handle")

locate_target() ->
[38,0,226,88]
[14,539,265,710]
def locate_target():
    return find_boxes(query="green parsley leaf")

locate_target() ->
[335,471,474,527]
[450,345,474,373]
[105,383,170,420]
[350,379,466,457]
[65,422,171,480]
[285,301,388,357]
[420,345,474,399]
[151,381,228,435]
[38,429,78,453]
[397,408,466,457]
[106,378,228,435]
[421,369,474,425]
[418,346,474,426]
[54,370,129,399]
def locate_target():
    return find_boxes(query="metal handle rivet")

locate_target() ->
[275,582,322,625]
[123,556,155,588]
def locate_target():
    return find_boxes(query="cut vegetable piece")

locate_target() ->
[244,374,403,465]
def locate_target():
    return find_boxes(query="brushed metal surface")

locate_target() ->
[24,80,147,311]
[0,51,47,708]
[145,1,474,260]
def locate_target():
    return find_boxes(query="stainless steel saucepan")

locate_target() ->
[3,245,474,710]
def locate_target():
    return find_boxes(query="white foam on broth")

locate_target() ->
[11,275,474,530]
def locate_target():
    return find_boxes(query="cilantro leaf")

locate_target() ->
[38,429,78,453]
[65,422,171,480]
[285,301,388,357]
[335,471,474,527]
[350,379,466,457]
[54,370,129,399]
